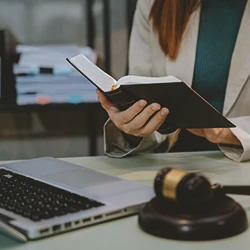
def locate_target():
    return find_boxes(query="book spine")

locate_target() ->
[106,87,138,111]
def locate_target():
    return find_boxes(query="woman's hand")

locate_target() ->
[96,89,169,137]
[188,128,241,146]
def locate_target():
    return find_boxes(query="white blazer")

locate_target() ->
[104,0,250,162]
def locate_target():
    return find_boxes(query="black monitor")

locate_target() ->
[0,28,19,105]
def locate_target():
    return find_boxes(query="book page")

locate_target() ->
[68,54,116,92]
[117,75,181,86]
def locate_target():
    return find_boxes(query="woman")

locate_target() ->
[97,0,250,162]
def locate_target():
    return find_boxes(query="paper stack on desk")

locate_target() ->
[14,45,98,105]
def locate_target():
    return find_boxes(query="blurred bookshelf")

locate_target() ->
[0,0,137,160]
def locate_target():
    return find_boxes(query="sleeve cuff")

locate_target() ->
[103,119,169,158]
[218,126,250,162]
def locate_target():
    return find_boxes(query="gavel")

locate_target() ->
[154,168,250,206]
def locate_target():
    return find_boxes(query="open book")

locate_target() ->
[66,54,235,133]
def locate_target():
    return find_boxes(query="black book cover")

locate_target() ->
[104,82,235,134]
[67,57,235,134]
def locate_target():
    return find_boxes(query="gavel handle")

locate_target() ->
[213,184,250,196]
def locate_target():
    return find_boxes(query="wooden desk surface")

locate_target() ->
[1,151,250,250]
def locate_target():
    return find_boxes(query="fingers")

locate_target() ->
[97,89,149,131]
[203,128,224,143]
[96,89,169,137]
[192,128,241,145]
[96,89,117,111]
[122,106,169,136]
[187,128,205,137]
[188,128,224,143]
[144,108,169,134]
[115,100,150,127]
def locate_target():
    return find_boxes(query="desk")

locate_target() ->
[1,151,250,250]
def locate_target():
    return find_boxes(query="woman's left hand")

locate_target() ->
[187,128,241,146]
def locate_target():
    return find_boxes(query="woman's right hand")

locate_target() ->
[96,89,169,137]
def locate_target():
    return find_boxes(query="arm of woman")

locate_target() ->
[188,116,250,162]
[219,116,250,162]
[98,90,171,158]
[100,0,176,158]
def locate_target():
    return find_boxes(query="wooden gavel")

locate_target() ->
[154,168,250,205]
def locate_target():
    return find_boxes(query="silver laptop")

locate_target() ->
[0,157,154,242]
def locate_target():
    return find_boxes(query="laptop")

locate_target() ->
[0,157,154,242]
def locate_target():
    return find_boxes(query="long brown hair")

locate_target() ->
[149,0,201,60]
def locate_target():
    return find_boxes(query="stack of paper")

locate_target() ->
[14,45,98,105]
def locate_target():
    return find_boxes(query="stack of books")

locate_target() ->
[14,45,98,105]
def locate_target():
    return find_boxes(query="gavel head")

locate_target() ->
[154,168,214,206]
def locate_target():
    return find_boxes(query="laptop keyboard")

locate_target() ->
[0,168,104,222]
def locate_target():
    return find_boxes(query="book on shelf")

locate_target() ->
[66,54,235,134]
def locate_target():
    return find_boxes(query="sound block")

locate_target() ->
[138,195,248,241]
